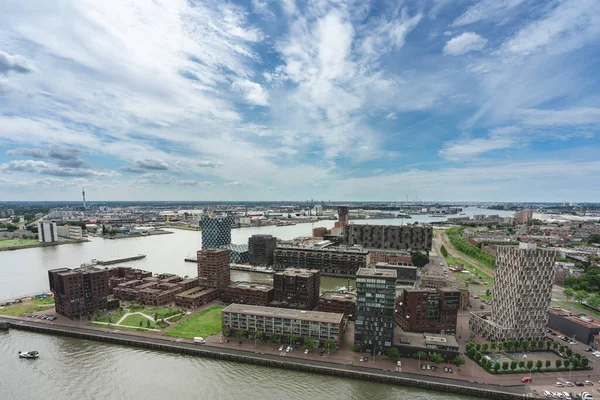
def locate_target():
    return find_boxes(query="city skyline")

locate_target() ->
[1,0,599,201]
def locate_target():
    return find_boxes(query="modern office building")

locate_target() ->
[201,215,235,249]
[222,281,274,306]
[338,206,350,234]
[248,234,277,266]
[271,268,320,310]
[375,262,418,284]
[396,288,460,335]
[345,224,433,252]
[38,220,58,243]
[221,304,344,344]
[48,266,117,319]
[469,243,556,341]
[222,243,248,264]
[354,268,397,355]
[197,248,231,291]
[316,292,356,318]
[273,246,369,277]
[57,225,84,240]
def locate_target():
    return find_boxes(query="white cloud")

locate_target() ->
[385,112,397,120]
[0,50,32,75]
[443,32,487,55]
[224,181,243,187]
[176,179,214,186]
[452,0,528,27]
[518,107,600,126]
[0,159,118,177]
[439,135,517,161]
[231,79,269,106]
[197,160,223,168]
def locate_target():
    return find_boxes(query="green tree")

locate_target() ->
[521,340,529,352]
[502,361,509,371]
[452,356,465,366]
[290,335,300,344]
[430,352,444,364]
[414,351,427,360]
[411,251,430,268]
[350,344,360,352]
[497,342,504,351]
[440,245,448,257]
[223,329,232,337]
[269,334,281,343]
[526,360,533,370]
[581,357,589,368]
[255,332,264,341]
[474,351,482,362]
[139,320,143,327]
[146,319,151,328]
[587,293,600,308]
[563,287,575,303]
[510,361,517,371]
[536,360,543,371]
[564,359,570,368]
[324,340,337,350]
[572,358,580,369]
[484,359,493,370]
[552,342,559,350]
[555,359,562,369]
[11,217,20,224]
[236,330,245,340]
[481,343,489,353]
[566,348,573,358]
[545,360,551,369]
[493,363,500,373]
[537,340,545,349]
[387,348,400,361]
[518,360,525,368]
[475,343,481,351]
[490,342,497,351]
[574,290,589,303]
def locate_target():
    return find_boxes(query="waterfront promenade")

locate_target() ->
[1,315,525,399]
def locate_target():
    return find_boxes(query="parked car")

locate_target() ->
[285,346,291,353]
[584,380,594,386]
[426,364,431,370]
[555,382,564,387]
[565,381,574,387]
[575,382,585,387]
[521,376,532,383]
[304,349,309,355]
[585,347,593,352]
[421,364,426,370]
[448,367,453,373]
[278,345,284,351]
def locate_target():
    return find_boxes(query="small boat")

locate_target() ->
[18,351,39,359]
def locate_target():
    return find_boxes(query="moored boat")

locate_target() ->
[18,351,39,359]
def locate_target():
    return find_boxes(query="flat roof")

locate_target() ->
[222,303,344,324]
[549,308,600,328]
[393,329,459,349]
[176,287,218,298]
[276,246,369,255]
[275,268,319,277]
[375,262,417,270]
[228,281,273,292]
[356,268,397,278]
[319,292,357,302]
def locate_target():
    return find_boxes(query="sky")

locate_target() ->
[0,0,599,202]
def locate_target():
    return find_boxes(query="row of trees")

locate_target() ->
[222,330,338,350]
[446,228,496,268]
[563,287,600,307]
[564,266,600,294]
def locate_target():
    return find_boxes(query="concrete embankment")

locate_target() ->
[5,319,524,400]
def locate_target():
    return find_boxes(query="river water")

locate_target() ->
[0,207,507,399]
[0,330,477,400]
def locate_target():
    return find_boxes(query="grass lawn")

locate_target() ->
[144,307,185,320]
[0,301,54,316]
[121,313,156,329]
[0,239,39,248]
[97,309,126,323]
[446,253,494,286]
[164,305,225,339]
[32,297,55,305]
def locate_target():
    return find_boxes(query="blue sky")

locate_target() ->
[0,0,599,201]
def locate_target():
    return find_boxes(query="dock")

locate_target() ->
[82,254,147,267]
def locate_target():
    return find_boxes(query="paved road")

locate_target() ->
[438,233,495,279]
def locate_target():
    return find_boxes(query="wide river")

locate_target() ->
[0,207,507,399]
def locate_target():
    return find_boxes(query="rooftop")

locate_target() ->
[356,268,397,278]
[228,281,273,292]
[276,245,369,255]
[375,262,417,270]
[548,307,600,329]
[393,329,460,349]
[319,292,357,302]
[176,287,218,299]
[222,303,344,324]
[275,268,320,278]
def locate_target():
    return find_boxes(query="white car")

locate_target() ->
[555,382,564,387]
[278,345,284,351]
[565,381,574,387]
[584,380,594,385]
[304,349,309,355]
[563,392,572,400]
[285,346,291,353]
[543,391,551,398]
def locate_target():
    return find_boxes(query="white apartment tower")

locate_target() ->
[37,220,58,243]
[469,242,556,341]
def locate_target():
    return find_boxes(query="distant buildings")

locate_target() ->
[37,220,58,243]
[221,304,344,344]
[469,243,556,341]
[273,246,369,277]
[271,268,320,310]
[197,248,231,291]
[396,288,459,335]
[354,268,397,355]
[345,224,433,252]
[514,209,534,224]
[48,266,118,319]
[248,234,277,266]
[201,215,235,249]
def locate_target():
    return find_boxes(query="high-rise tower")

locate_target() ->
[82,188,86,210]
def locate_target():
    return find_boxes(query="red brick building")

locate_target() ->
[174,287,220,308]
[316,292,356,318]
[222,282,274,306]
[197,248,230,290]
[396,288,460,335]
[271,268,320,310]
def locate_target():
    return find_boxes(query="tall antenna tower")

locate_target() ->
[82,188,86,210]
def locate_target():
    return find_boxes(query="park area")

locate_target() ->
[0,296,55,316]
[0,238,39,249]
[164,305,225,339]
[89,304,186,332]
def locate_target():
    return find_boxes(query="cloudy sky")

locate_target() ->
[1,0,599,202]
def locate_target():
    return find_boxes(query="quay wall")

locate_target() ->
[6,320,524,400]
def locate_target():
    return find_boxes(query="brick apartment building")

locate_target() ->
[222,281,274,306]
[197,248,231,290]
[175,287,220,308]
[345,224,433,252]
[48,266,118,319]
[271,268,320,310]
[273,246,369,277]
[316,292,356,318]
[396,288,460,335]
[112,274,198,306]
[248,234,277,266]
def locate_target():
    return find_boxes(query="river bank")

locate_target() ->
[1,316,522,399]
[0,239,90,252]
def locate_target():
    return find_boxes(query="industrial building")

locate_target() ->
[469,243,556,341]
[197,248,231,291]
[354,268,397,355]
[547,307,600,345]
[316,292,356,318]
[221,304,344,344]
[344,224,433,252]
[273,246,369,277]
[222,281,274,306]
[48,266,118,319]
[271,268,320,310]
[248,234,277,266]
[38,220,58,243]
[200,215,235,249]
[396,288,460,335]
